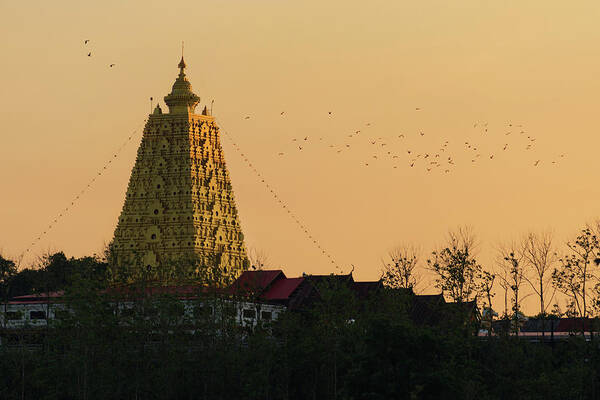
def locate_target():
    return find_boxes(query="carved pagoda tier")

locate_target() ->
[110,57,249,283]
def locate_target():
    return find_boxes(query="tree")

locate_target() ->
[497,242,528,334]
[427,227,481,303]
[477,269,496,336]
[247,247,270,270]
[0,253,17,301]
[552,227,600,319]
[380,244,420,290]
[523,231,557,316]
[522,230,557,339]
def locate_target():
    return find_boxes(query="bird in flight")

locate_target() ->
[87,52,91,57]
[278,152,284,156]
[328,112,332,116]
[534,160,540,166]
[244,116,250,120]
[109,64,115,67]
[415,107,421,111]
[280,111,285,115]
[84,40,89,44]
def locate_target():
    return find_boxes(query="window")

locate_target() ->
[261,311,272,321]
[5,312,21,320]
[242,309,256,319]
[30,311,46,320]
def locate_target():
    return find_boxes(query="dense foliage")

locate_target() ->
[1,259,600,400]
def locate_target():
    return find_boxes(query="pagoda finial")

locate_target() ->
[178,41,186,71]
[164,47,200,114]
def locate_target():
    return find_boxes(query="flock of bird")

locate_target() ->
[243,110,567,174]
[220,126,340,269]
[83,40,115,68]
[25,41,563,263]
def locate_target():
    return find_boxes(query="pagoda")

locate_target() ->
[110,57,249,283]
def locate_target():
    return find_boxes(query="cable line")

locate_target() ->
[22,122,145,257]
[219,124,340,270]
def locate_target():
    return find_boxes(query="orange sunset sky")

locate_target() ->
[2,1,600,313]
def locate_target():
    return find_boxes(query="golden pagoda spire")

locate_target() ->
[164,49,199,114]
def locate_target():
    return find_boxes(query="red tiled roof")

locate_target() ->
[262,277,304,300]
[556,318,593,332]
[12,291,65,300]
[228,270,285,295]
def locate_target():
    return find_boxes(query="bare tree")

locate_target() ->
[247,247,271,270]
[380,244,420,290]
[427,226,481,303]
[552,227,600,319]
[522,231,557,317]
[497,241,528,334]
[477,269,496,336]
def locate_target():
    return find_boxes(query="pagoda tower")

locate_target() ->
[110,57,249,283]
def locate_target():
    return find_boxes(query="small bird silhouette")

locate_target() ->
[490,155,494,159]
[278,152,284,156]
[84,39,90,44]
[280,111,285,115]
[534,160,540,166]
[109,64,115,67]
[415,107,421,111]
[244,116,250,119]
[328,111,332,116]
[87,52,91,57]
[420,132,425,136]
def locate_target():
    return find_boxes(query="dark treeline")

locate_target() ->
[1,253,600,399]
[0,252,107,301]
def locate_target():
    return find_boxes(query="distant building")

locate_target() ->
[111,56,248,282]
[1,270,481,343]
